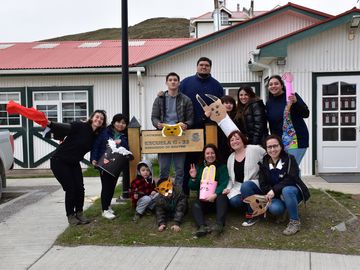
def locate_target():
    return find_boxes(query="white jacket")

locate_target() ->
[226,145,266,199]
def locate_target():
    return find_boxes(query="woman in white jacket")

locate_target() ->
[223,130,266,227]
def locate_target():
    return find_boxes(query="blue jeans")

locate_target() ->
[268,186,302,220]
[287,148,307,165]
[158,153,186,186]
[228,181,262,214]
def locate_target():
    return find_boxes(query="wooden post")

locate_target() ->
[128,117,141,183]
[205,123,218,147]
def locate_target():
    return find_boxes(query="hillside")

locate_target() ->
[43,18,190,41]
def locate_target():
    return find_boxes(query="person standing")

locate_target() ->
[151,72,194,187]
[90,113,130,220]
[180,57,224,194]
[266,75,309,165]
[50,110,107,225]
[234,85,268,145]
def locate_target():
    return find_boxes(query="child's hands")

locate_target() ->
[189,163,197,179]
[222,188,230,195]
[171,224,181,232]
[206,193,217,202]
[134,193,139,200]
[158,224,166,232]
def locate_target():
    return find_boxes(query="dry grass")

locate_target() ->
[56,188,360,255]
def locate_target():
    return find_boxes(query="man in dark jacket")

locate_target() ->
[179,57,224,195]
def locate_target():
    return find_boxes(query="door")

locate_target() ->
[317,75,360,173]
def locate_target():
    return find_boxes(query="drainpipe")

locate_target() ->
[248,50,272,101]
[136,69,146,129]
[213,0,221,32]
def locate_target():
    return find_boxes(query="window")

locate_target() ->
[0,92,21,126]
[33,90,88,124]
[220,12,230,25]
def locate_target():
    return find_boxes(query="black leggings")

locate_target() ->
[100,170,118,211]
[191,194,228,227]
[50,157,84,216]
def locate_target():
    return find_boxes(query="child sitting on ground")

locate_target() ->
[129,160,157,222]
[155,178,187,232]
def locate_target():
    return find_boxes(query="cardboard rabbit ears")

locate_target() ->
[243,195,271,217]
[196,94,239,137]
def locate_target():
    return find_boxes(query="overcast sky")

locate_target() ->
[1,0,359,42]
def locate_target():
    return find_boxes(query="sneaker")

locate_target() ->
[67,214,80,225]
[132,212,141,223]
[211,223,224,236]
[195,225,208,237]
[102,210,116,220]
[242,217,260,227]
[76,211,90,224]
[283,219,301,235]
[108,207,115,215]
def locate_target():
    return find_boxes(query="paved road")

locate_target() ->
[0,176,359,270]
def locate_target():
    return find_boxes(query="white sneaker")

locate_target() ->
[108,207,114,214]
[102,210,115,220]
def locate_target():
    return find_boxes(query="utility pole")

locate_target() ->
[121,0,130,198]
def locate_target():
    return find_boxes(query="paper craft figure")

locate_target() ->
[97,139,134,178]
[282,72,294,102]
[155,178,173,197]
[243,194,270,217]
[196,94,239,137]
[281,72,298,150]
[161,123,183,137]
[199,165,217,201]
[6,100,48,127]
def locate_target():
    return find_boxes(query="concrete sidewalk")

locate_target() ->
[0,176,359,270]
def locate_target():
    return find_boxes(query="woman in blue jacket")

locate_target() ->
[266,75,310,165]
[91,114,129,220]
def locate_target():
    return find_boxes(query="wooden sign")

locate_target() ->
[141,129,204,154]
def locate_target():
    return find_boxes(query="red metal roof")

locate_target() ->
[0,39,194,70]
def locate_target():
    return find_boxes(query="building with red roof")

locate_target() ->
[1,2,359,176]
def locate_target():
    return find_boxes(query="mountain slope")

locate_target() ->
[43,18,190,41]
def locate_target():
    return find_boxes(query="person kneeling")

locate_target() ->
[258,135,310,235]
[155,178,187,232]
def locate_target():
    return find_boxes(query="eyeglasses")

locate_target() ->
[266,144,280,150]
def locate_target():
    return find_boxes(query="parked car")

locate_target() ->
[0,129,14,199]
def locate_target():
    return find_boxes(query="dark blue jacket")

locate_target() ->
[266,93,309,148]
[180,74,224,128]
[90,126,129,162]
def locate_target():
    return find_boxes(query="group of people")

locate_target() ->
[48,56,310,237]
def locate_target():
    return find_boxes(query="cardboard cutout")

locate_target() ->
[243,194,271,217]
[196,94,239,137]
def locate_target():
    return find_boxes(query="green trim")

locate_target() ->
[138,6,330,67]
[311,71,360,174]
[259,12,359,58]
[27,86,93,168]
[0,87,28,167]
[30,131,57,167]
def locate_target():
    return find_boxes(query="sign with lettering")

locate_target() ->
[141,129,204,154]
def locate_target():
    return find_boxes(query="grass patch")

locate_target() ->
[82,167,100,177]
[56,188,360,255]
